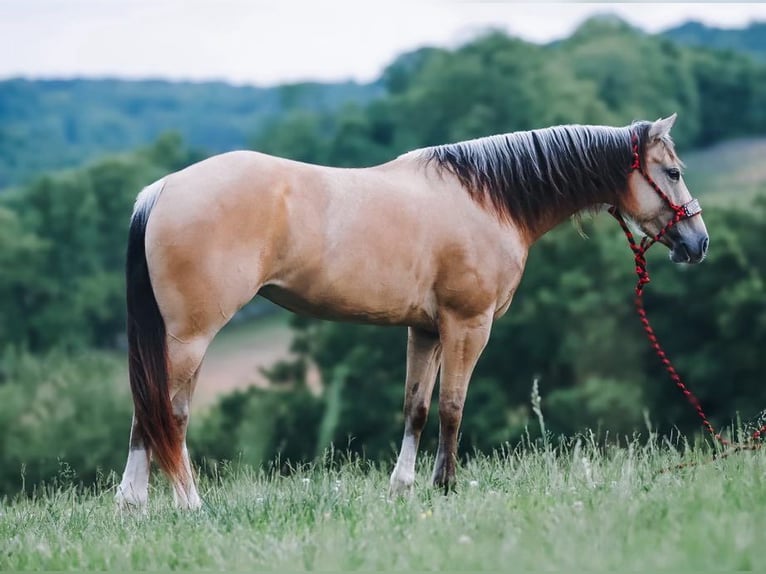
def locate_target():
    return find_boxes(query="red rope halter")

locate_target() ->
[610,131,766,447]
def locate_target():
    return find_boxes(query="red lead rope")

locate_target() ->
[610,132,766,448]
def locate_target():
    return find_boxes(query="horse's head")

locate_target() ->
[621,114,709,264]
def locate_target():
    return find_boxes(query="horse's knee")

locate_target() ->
[410,402,429,433]
[439,398,463,432]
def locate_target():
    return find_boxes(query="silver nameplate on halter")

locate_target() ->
[682,198,702,217]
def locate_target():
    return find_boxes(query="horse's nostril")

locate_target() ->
[700,236,709,254]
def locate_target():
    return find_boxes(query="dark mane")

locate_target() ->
[423,122,652,233]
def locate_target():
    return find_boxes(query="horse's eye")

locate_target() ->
[666,168,681,182]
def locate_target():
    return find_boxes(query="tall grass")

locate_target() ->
[2,354,764,570]
[2,432,765,570]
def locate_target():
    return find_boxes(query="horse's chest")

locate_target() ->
[493,252,529,320]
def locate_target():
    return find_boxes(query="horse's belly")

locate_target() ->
[258,282,435,329]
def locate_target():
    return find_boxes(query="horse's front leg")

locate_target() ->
[389,327,442,496]
[432,311,492,491]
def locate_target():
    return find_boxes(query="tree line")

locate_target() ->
[2,16,766,191]
[253,17,766,166]
[0,79,379,189]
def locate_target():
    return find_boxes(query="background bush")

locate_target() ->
[0,350,130,495]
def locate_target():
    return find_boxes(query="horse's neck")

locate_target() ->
[380,150,615,245]
[520,187,614,245]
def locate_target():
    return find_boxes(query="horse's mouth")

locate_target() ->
[669,238,707,264]
[670,243,692,264]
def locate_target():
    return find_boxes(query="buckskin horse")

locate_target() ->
[116,114,708,509]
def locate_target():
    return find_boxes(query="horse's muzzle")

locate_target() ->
[669,233,709,264]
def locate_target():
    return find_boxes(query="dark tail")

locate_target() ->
[125,180,182,482]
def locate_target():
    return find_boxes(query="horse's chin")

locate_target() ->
[669,244,704,264]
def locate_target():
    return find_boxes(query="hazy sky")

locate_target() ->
[3,2,766,86]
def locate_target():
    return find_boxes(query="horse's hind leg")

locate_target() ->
[389,328,442,496]
[117,334,209,509]
[166,335,210,509]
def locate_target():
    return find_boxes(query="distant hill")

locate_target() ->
[0,78,381,189]
[2,16,766,190]
[662,21,766,61]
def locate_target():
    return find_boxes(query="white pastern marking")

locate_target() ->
[389,434,418,494]
[116,448,150,507]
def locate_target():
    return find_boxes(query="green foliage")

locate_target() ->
[0,79,380,188]
[190,383,325,472]
[689,49,766,142]
[0,350,130,495]
[253,20,766,162]
[0,208,47,346]
[545,376,644,436]
[0,135,200,352]
[643,200,766,426]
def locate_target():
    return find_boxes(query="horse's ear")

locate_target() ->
[648,113,677,141]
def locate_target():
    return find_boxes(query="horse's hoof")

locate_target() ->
[431,474,457,495]
[389,472,415,498]
[173,489,203,510]
[179,497,203,511]
[114,488,147,511]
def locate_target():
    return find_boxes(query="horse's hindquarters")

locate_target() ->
[143,155,288,340]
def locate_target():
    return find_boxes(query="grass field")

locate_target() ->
[2,437,765,570]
